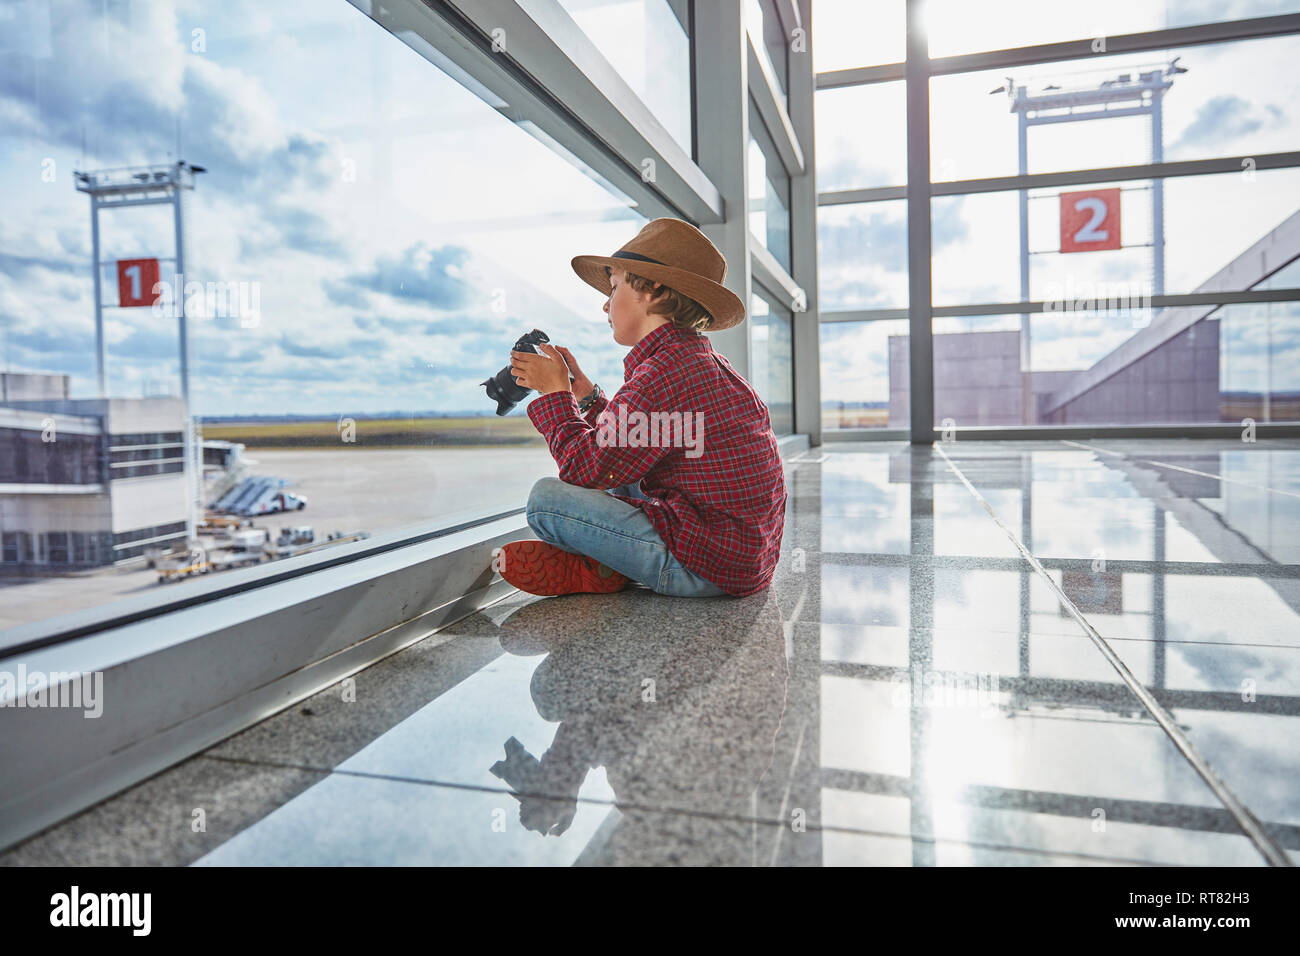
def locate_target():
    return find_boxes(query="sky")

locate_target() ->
[0,0,649,417]
[0,0,1296,419]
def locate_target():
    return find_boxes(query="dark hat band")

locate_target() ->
[609,250,666,266]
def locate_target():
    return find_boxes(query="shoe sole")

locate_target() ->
[500,540,629,596]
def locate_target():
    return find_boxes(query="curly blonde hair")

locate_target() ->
[609,266,714,332]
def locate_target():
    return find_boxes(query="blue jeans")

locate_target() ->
[524,476,729,598]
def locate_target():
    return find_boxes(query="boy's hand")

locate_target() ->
[552,345,593,400]
[511,342,572,396]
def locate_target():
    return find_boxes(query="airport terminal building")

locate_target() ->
[0,373,189,569]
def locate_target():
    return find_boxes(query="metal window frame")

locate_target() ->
[818,6,1300,444]
[787,0,820,442]
[701,0,818,438]
[816,13,1300,89]
[747,16,804,176]
[346,0,682,224]
[435,0,721,222]
[692,0,753,380]
[750,276,797,436]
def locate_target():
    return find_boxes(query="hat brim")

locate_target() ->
[570,255,747,332]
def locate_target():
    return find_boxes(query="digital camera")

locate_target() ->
[481,328,573,416]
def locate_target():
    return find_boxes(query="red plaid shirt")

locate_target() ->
[526,322,787,596]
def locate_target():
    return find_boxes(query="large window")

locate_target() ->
[931,170,1300,306]
[820,319,909,431]
[816,80,906,191]
[814,1,1300,434]
[746,0,791,104]
[748,98,793,272]
[556,0,694,154]
[930,35,1300,183]
[922,0,1300,59]
[812,0,905,72]
[818,201,908,311]
[750,283,795,436]
[0,0,651,631]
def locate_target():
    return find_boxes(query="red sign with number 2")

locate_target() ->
[1060,188,1121,253]
[117,258,160,307]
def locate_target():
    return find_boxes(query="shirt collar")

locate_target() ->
[623,321,710,377]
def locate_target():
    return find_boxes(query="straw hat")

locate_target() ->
[571,218,746,331]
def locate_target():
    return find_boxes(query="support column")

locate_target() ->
[692,0,751,382]
[1018,109,1032,425]
[91,196,105,399]
[905,0,934,444]
[788,0,821,444]
[174,180,196,545]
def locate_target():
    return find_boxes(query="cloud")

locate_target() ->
[817,154,899,192]
[0,250,83,279]
[5,319,89,355]
[0,0,338,204]
[1170,94,1285,154]
[111,324,184,361]
[324,280,369,309]
[276,333,373,360]
[339,242,473,308]
[240,204,347,260]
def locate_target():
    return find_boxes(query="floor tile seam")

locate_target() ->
[1061,439,1300,502]
[935,443,1291,867]
[186,756,1211,864]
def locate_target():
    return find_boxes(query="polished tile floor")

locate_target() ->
[4,438,1298,866]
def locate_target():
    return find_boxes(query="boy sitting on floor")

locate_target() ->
[499,217,787,598]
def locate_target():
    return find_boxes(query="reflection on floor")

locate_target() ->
[3,438,1298,866]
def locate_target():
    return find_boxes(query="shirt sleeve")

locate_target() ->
[526,381,672,489]
[581,389,608,427]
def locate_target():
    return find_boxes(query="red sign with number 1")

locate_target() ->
[117,258,160,307]
[1060,188,1121,253]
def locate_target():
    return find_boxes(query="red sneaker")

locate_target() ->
[499,540,630,596]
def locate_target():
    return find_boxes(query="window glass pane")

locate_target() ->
[1220,301,1300,424]
[749,285,794,435]
[931,169,1300,305]
[926,305,1300,426]
[812,0,905,72]
[931,35,1300,183]
[748,101,793,271]
[556,0,693,153]
[1258,255,1300,289]
[820,319,909,429]
[816,81,907,191]
[923,0,1300,59]
[746,0,790,102]
[818,201,908,310]
[0,0,645,630]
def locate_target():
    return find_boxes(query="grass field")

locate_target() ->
[203,415,546,448]
[822,407,892,429]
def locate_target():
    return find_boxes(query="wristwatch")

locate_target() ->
[577,383,603,413]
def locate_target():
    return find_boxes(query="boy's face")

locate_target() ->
[604,266,668,347]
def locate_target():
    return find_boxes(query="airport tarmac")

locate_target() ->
[0,446,557,634]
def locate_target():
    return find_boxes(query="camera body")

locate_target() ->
[481,328,573,416]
